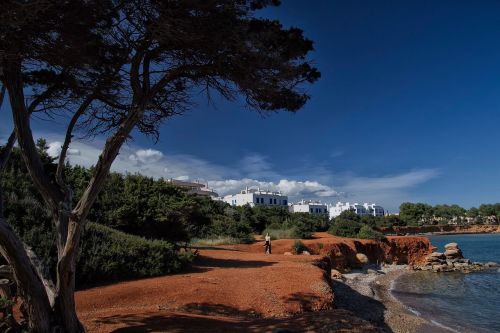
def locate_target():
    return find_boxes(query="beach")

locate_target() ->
[333,266,452,333]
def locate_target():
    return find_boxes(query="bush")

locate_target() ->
[357,225,386,241]
[293,240,309,254]
[190,236,241,246]
[77,223,192,286]
[6,196,191,287]
[328,219,362,238]
[210,215,254,244]
[262,227,296,240]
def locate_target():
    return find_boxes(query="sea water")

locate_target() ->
[391,234,500,333]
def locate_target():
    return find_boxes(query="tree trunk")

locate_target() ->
[0,218,53,332]
[54,213,84,333]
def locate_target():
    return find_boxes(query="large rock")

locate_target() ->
[444,249,463,259]
[444,242,459,250]
[428,252,445,259]
[355,253,369,264]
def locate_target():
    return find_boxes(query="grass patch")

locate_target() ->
[263,227,298,240]
[190,236,248,246]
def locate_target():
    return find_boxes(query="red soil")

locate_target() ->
[76,233,430,332]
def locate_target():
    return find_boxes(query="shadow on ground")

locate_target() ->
[94,306,383,333]
[332,280,393,333]
[195,256,277,269]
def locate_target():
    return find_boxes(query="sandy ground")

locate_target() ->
[77,244,380,332]
[76,233,432,332]
[333,266,452,333]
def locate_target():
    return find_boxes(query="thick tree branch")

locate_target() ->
[130,51,144,99]
[0,130,16,172]
[142,53,151,95]
[72,105,144,222]
[0,218,52,332]
[4,61,64,210]
[56,96,93,189]
[0,130,16,217]
[27,83,61,114]
[0,84,6,110]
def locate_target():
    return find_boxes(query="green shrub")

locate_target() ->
[293,240,309,254]
[357,225,386,241]
[77,223,192,286]
[190,236,242,246]
[262,227,296,240]
[328,219,362,238]
[210,215,254,244]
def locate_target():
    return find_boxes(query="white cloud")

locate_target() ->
[38,134,439,211]
[341,169,440,193]
[209,178,340,198]
[129,149,164,165]
[46,141,80,158]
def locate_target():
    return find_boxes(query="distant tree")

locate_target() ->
[479,204,498,223]
[357,225,385,241]
[399,202,433,226]
[0,1,320,331]
[336,210,360,222]
[328,219,362,238]
[467,207,479,218]
[380,215,405,228]
[360,215,380,228]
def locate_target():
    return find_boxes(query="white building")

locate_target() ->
[166,179,219,198]
[363,203,385,217]
[222,187,288,208]
[290,200,328,215]
[329,202,381,219]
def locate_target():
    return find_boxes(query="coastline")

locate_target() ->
[333,266,453,333]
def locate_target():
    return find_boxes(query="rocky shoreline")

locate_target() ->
[414,242,498,273]
[331,240,499,333]
[332,266,453,333]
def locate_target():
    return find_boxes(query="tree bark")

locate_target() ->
[0,218,53,332]
[3,61,64,210]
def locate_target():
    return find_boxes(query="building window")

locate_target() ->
[310,208,313,213]
[269,198,273,205]
[274,198,277,204]
[255,197,259,204]
[261,198,264,204]
[283,200,287,205]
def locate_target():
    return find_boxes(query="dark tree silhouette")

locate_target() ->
[0,1,320,331]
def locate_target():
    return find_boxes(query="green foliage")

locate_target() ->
[328,219,362,238]
[357,225,385,241]
[399,202,434,226]
[210,215,254,244]
[293,240,309,254]
[378,215,405,228]
[77,223,189,286]
[337,210,360,222]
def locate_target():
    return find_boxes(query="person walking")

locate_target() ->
[264,233,272,254]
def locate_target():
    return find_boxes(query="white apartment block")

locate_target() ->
[290,200,328,215]
[222,187,288,207]
[329,202,384,219]
[363,203,385,217]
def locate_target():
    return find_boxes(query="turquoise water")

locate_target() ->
[392,234,500,333]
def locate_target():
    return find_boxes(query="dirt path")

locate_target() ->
[77,235,382,332]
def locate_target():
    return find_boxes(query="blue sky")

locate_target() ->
[2,0,500,211]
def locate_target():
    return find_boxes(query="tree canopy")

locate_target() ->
[0,1,320,332]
